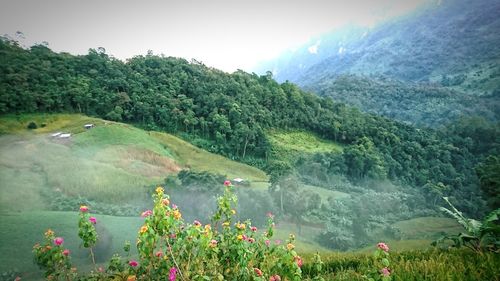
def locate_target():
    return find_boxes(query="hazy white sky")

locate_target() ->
[0,0,428,72]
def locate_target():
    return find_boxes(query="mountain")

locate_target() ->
[255,0,500,126]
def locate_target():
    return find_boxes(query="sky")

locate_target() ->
[0,0,428,72]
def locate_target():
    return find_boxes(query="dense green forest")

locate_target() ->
[309,75,499,127]
[1,37,498,250]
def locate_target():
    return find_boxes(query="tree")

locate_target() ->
[476,155,500,210]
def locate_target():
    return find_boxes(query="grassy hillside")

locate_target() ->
[150,132,268,183]
[0,114,268,211]
[268,130,343,162]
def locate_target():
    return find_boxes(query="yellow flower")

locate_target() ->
[127,275,137,281]
[44,229,54,237]
[237,235,243,240]
[140,225,148,234]
[173,209,182,220]
[222,222,230,227]
[236,223,246,230]
[156,186,164,194]
[231,209,236,215]
[287,243,295,251]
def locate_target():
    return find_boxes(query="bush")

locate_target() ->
[27,121,37,129]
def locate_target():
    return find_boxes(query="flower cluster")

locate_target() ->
[365,242,392,281]
[33,182,305,280]
[33,229,74,280]
[377,242,390,252]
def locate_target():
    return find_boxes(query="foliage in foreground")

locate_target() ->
[432,197,500,253]
[301,248,500,281]
[33,182,304,280]
[31,182,500,281]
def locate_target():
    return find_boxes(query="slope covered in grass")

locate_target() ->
[0,114,269,211]
[0,211,143,279]
[268,130,343,163]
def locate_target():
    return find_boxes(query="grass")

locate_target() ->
[301,184,350,203]
[150,131,268,183]
[0,113,103,135]
[0,114,270,209]
[301,248,500,281]
[268,130,343,161]
[394,217,462,240]
[272,222,331,253]
[0,211,143,280]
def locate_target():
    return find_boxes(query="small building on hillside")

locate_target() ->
[51,132,62,137]
[233,178,244,183]
[84,124,95,129]
[59,133,71,138]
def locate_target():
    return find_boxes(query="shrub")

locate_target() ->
[27,121,37,129]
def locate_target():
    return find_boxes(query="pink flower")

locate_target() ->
[251,226,258,232]
[155,251,163,258]
[98,267,104,272]
[377,242,390,252]
[63,249,70,256]
[89,217,97,224]
[275,239,282,245]
[169,267,177,281]
[294,256,303,267]
[267,212,274,218]
[248,237,255,243]
[53,237,64,246]
[172,204,178,209]
[242,234,248,241]
[79,205,88,212]
[254,268,263,277]
[209,239,218,248]
[141,210,152,217]
[129,260,138,267]
[193,220,201,227]
[224,180,231,186]
[380,267,391,276]
[269,275,281,281]
[265,239,271,247]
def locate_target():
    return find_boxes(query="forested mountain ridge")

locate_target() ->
[311,75,499,127]
[255,0,500,126]
[0,37,497,220]
[258,0,500,92]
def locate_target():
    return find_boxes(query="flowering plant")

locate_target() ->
[133,182,302,280]
[32,229,76,280]
[78,205,99,267]
[365,242,392,281]
[34,182,304,280]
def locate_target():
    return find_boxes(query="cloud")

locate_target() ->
[308,40,321,54]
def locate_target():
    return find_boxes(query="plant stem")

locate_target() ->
[166,238,185,281]
[89,247,96,270]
